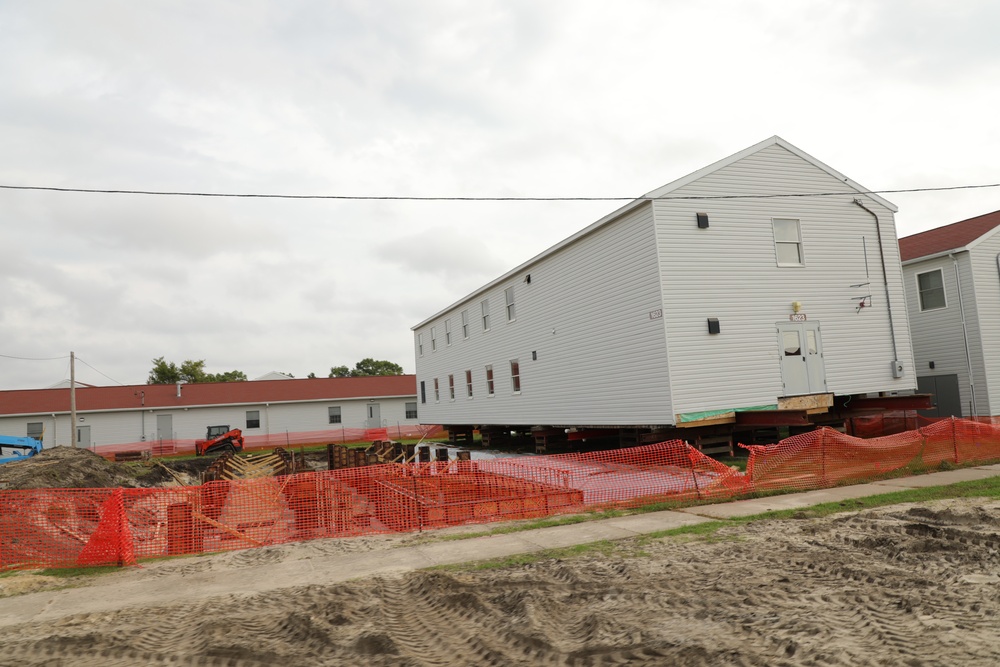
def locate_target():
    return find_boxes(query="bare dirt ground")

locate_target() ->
[2,496,1000,666]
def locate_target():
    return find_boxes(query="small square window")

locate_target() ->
[328,406,342,424]
[246,410,260,429]
[917,269,946,311]
[405,402,418,419]
[27,422,43,443]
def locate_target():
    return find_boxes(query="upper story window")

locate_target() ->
[510,360,521,394]
[505,286,516,322]
[445,319,452,346]
[772,218,804,266]
[917,269,946,311]
[481,299,491,332]
[420,381,426,404]
[485,364,495,396]
[430,326,437,351]
[461,310,469,339]
[417,333,423,356]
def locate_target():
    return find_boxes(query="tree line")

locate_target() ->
[147,357,404,384]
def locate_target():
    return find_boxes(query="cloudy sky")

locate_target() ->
[1,0,998,390]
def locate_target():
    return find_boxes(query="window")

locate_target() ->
[246,410,260,429]
[420,380,426,404]
[434,378,440,402]
[27,422,43,443]
[431,326,437,351]
[772,218,803,266]
[417,333,423,356]
[917,269,946,311]
[405,402,418,419]
[448,374,455,400]
[481,299,491,331]
[465,370,473,398]
[445,319,452,345]
[510,360,521,393]
[505,286,516,322]
[461,310,469,339]
[328,406,342,424]
[485,365,495,396]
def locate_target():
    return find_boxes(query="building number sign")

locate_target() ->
[649,309,663,320]
[789,313,807,322]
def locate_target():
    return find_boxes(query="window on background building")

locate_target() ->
[246,410,261,429]
[485,365,495,396]
[481,299,491,331]
[448,374,455,400]
[461,310,469,338]
[445,319,452,345]
[917,269,946,311]
[405,402,418,419]
[431,326,437,351]
[417,333,423,356]
[27,422,43,443]
[772,218,804,266]
[434,378,440,402]
[505,286,516,321]
[328,406,342,424]
[420,381,426,404]
[465,370,473,398]
[510,360,521,393]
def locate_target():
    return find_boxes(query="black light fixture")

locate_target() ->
[696,212,709,229]
[707,318,720,334]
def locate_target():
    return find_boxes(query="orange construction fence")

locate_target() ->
[4,417,1000,570]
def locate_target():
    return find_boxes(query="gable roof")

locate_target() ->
[0,376,416,417]
[899,210,1000,262]
[413,135,895,329]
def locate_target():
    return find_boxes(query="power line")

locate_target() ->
[0,353,70,361]
[0,182,998,201]
[75,356,126,386]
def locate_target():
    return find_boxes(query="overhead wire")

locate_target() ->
[0,182,998,201]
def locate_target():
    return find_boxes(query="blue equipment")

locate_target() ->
[0,435,43,465]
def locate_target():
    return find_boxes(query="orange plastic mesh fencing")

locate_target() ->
[8,419,1000,570]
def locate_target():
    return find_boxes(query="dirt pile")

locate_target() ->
[0,447,210,490]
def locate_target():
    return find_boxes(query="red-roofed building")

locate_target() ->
[899,210,1000,417]
[0,376,425,456]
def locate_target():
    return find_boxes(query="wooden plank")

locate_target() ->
[777,393,833,411]
[674,413,736,428]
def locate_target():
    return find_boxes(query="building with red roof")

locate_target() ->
[899,210,1000,417]
[0,376,425,456]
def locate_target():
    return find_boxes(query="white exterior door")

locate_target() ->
[76,425,91,449]
[367,403,382,428]
[156,414,173,441]
[777,321,826,396]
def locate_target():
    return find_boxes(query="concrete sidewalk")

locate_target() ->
[2,463,999,627]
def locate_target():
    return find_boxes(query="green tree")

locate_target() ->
[147,358,247,384]
[328,358,404,378]
[307,372,317,379]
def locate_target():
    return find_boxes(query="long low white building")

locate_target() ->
[412,136,923,449]
[0,376,424,454]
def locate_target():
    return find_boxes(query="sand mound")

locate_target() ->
[0,447,204,490]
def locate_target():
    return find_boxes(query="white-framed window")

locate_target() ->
[246,410,260,429]
[405,402,418,419]
[448,374,455,400]
[461,310,469,339]
[485,364,495,396]
[510,360,521,393]
[430,326,437,351]
[772,218,804,266]
[505,286,516,322]
[465,370,473,398]
[445,319,452,346]
[328,406,342,424]
[434,378,440,402]
[917,269,946,311]
[417,333,423,356]
[481,299,491,331]
[27,422,43,443]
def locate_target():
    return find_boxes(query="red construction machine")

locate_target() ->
[194,425,245,456]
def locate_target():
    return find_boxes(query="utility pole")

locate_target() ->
[70,351,77,447]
